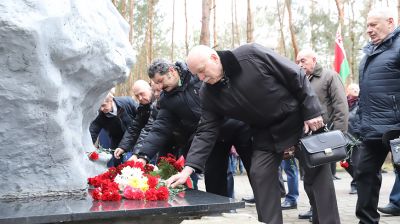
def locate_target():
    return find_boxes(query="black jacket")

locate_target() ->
[185,43,322,171]
[348,97,360,137]
[358,27,400,140]
[137,61,202,159]
[89,96,138,149]
[118,101,158,153]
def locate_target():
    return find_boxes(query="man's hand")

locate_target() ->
[304,116,324,133]
[166,166,194,188]
[114,148,125,159]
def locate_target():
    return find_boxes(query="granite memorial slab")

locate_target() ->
[0,190,245,224]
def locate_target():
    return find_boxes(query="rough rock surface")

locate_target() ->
[0,0,134,199]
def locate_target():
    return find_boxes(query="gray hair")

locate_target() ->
[368,7,397,26]
[147,59,174,79]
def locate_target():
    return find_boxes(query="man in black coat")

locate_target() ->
[167,43,340,224]
[134,59,252,197]
[89,92,138,167]
[355,8,400,223]
[114,80,158,159]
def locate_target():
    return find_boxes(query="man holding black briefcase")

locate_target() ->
[296,48,348,223]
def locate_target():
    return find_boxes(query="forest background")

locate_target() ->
[110,0,400,96]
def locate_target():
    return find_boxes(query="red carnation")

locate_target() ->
[117,161,144,173]
[101,189,121,201]
[173,156,185,171]
[340,160,349,169]
[124,186,145,200]
[92,188,103,200]
[156,186,169,200]
[145,188,158,201]
[144,164,155,173]
[146,175,159,189]
[89,151,99,161]
[185,177,193,189]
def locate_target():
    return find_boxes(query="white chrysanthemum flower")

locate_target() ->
[114,167,144,191]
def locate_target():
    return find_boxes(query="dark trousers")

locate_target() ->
[301,163,340,224]
[355,140,390,223]
[250,149,340,224]
[204,140,252,197]
[204,141,231,196]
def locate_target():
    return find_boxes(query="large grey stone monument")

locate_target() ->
[0,0,134,199]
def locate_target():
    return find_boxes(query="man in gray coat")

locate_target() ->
[296,48,349,222]
[167,43,340,224]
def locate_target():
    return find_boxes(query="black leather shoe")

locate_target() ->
[242,196,255,204]
[378,203,400,216]
[281,200,297,210]
[349,185,357,194]
[298,209,313,219]
[332,175,341,180]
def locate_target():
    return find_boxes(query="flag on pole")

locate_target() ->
[334,24,350,83]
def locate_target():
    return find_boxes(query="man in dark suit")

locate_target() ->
[89,92,137,167]
[167,44,340,224]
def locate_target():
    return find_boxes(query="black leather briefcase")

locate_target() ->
[299,129,348,168]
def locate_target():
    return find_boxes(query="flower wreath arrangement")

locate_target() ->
[88,153,192,201]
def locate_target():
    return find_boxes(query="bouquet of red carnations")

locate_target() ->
[87,154,192,201]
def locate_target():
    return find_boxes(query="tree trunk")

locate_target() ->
[231,0,235,48]
[334,0,345,28]
[285,0,298,58]
[398,0,400,25]
[184,0,189,55]
[310,0,315,49]
[200,0,211,45]
[212,0,217,48]
[246,0,254,43]
[348,0,356,83]
[121,0,127,19]
[146,0,154,65]
[276,0,286,56]
[171,0,175,61]
[234,0,240,46]
[128,0,134,44]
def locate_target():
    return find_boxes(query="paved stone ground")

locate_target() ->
[185,170,399,224]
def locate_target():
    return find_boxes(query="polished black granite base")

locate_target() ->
[0,189,244,224]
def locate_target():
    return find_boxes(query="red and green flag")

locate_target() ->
[334,24,350,83]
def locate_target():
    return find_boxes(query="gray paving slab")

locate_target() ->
[187,170,399,224]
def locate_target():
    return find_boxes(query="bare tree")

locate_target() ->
[285,0,298,57]
[310,0,316,49]
[112,0,118,7]
[276,0,286,56]
[398,0,400,25]
[212,0,217,48]
[121,0,127,18]
[128,0,135,44]
[246,0,254,43]
[200,0,211,45]
[348,0,356,83]
[184,0,189,55]
[231,0,235,48]
[334,0,345,28]
[146,0,155,65]
[234,0,240,46]
[171,0,175,61]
